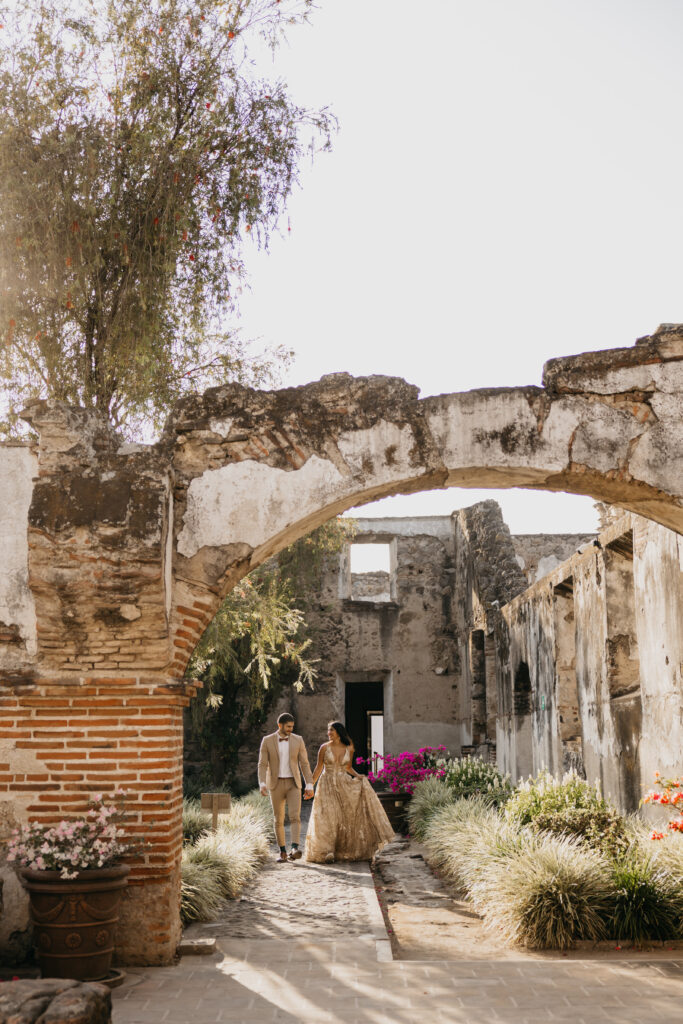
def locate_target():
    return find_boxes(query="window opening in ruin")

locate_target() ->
[484,633,498,748]
[348,542,394,602]
[513,661,532,716]
[553,577,584,776]
[469,629,487,745]
[345,680,384,775]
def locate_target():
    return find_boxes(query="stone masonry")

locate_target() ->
[0,327,682,966]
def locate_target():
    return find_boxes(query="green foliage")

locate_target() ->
[533,805,629,860]
[0,0,334,436]
[185,518,353,791]
[180,857,226,925]
[472,833,612,949]
[505,769,628,856]
[422,797,501,892]
[182,798,211,846]
[440,756,513,805]
[406,778,455,842]
[608,853,683,942]
[180,791,271,924]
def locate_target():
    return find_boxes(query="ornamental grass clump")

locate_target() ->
[407,778,455,841]
[422,796,500,892]
[180,791,271,924]
[608,853,683,942]
[473,833,612,949]
[182,799,212,846]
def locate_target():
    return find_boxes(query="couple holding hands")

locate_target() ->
[258,712,394,864]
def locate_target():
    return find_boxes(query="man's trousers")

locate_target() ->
[269,777,301,847]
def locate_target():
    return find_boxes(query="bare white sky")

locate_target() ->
[239,0,683,533]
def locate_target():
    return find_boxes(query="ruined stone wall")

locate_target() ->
[511,533,595,584]
[0,328,681,967]
[499,513,683,812]
[286,517,461,763]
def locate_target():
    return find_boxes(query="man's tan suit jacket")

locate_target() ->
[258,732,313,791]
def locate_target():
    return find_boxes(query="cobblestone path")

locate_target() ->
[113,807,683,1024]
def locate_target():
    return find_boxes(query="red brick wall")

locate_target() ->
[1,675,197,964]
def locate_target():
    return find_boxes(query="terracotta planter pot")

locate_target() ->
[376,790,410,831]
[20,864,130,981]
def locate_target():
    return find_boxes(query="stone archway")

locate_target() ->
[0,326,681,966]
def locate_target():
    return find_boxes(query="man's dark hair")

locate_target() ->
[277,712,295,726]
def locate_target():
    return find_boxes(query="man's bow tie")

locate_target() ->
[278,737,289,742]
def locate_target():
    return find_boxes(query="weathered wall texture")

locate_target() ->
[0,327,681,965]
[499,513,683,812]
[289,516,461,760]
[228,504,599,786]
[511,533,595,584]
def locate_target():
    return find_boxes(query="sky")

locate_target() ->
[237,0,683,535]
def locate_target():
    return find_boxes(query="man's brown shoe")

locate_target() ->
[288,849,302,861]
[276,851,288,863]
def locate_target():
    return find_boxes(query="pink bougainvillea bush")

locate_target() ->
[356,746,449,794]
[642,772,683,840]
[358,746,511,801]
[7,792,135,879]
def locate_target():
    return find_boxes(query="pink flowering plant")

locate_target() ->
[358,747,511,801]
[7,792,135,879]
[356,746,449,794]
[642,771,683,840]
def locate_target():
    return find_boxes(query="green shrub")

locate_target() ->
[180,856,226,924]
[608,853,683,942]
[233,790,274,836]
[182,799,211,846]
[441,757,512,805]
[180,793,271,924]
[422,797,501,892]
[533,806,629,859]
[505,770,628,856]
[651,835,683,883]
[407,778,455,841]
[473,833,612,949]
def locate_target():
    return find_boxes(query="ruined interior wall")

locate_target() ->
[633,518,683,813]
[280,518,462,765]
[500,514,683,812]
[451,501,529,763]
[511,533,594,584]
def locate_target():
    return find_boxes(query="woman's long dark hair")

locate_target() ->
[328,721,353,747]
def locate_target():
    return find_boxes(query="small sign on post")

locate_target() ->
[201,792,232,832]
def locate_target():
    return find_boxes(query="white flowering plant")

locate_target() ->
[7,792,136,879]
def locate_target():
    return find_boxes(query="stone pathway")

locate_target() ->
[113,807,683,1023]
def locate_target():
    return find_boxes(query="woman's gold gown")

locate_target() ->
[305,747,395,862]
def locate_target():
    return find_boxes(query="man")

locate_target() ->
[258,712,314,862]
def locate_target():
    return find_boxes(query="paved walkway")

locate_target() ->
[113,809,683,1024]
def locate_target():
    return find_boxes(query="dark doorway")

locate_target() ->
[345,680,384,775]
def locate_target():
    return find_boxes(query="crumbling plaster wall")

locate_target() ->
[511,533,595,584]
[287,516,461,759]
[0,327,682,965]
[500,513,682,812]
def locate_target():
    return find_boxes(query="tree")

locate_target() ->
[184,517,356,792]
[0,0,333,436]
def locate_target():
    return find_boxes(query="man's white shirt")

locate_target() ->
[277,736,293,778]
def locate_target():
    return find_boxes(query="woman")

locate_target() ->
[305,721,394,863]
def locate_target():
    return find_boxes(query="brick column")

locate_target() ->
[0,675,196,965]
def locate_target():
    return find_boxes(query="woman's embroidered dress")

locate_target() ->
[305,747,394,862]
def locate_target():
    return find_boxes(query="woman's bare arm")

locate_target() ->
[312,743,327,786]
[344,744,361,777]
